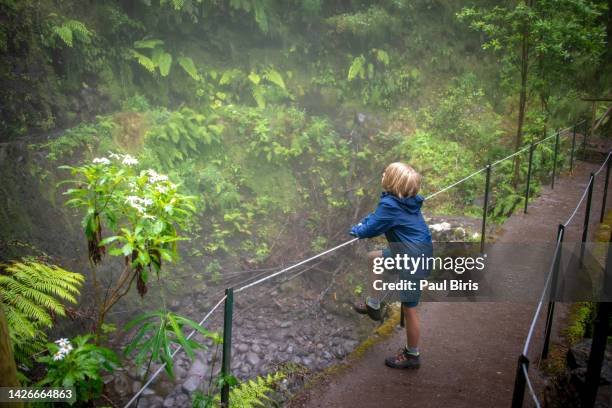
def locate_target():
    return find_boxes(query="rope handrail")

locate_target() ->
[235,237,360,293]
[522,235,562,355]
[518,147,610,408]
[594,152,612,176]
[523,150,610,353]
[522,363,542,408]
[563,152,611,227]
[563,177,594,227]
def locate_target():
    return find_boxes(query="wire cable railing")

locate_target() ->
[514,146,612,408]
[126,118,599,407]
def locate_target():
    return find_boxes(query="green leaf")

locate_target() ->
[134,39,165,49]
[248,71,261,85]
[263,68,286,90]
[252,86,266,108]
[155,51,173,77]
[177,56,199,80]
[131,50,156,72]
[347,55,365,81]
[53,25,73,47]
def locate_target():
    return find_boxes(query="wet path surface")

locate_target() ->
[289,159,611,408]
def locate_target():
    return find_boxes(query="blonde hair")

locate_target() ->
[382,162,421,198]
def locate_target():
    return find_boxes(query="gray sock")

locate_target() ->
[366,296,380,310]
[405,345,419,356]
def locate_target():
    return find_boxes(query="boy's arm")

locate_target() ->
[350,201,395,238]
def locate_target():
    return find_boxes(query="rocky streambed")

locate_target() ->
[109,275,373,408]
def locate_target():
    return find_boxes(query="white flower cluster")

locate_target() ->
[93,157,111,165]
[107,152,139,166]
[146,169,175,194]
[146,169,169,183]
[53,338,73,361]
[125,195,153,214]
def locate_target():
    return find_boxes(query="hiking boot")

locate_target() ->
[385,347,420,369]
[353,298,386,322]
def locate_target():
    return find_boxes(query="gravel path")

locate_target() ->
[289,158,611,408]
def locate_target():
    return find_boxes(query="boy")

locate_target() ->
[350,162,432,369]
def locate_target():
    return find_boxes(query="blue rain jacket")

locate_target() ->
[350,192,432,246]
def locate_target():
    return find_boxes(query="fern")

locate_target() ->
[191,372,285,408]
[229,372,285,408]
[0,261,84,362]
[347,55,366,81]
[134,38,165,49]
[263,68,286,90]
[131,50,156,72]
[53,25,73,47]
[177,56,199,80]
[64,20,92,43]
[52,19,92,47]
[374,48,390,66]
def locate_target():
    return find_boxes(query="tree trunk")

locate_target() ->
[0,305,23,407]
[513,0,533,186]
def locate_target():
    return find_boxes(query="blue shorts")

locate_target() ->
[382,248,421,308]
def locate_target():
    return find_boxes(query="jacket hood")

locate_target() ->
[381,192,424,214]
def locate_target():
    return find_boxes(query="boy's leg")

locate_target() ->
[403,304,420,351]
[385,302,421,369]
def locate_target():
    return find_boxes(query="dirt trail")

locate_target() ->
[289,159,610,408]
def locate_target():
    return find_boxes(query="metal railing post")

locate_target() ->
[480,164,492,253]
[524,143,535,214]
[583,301,612,407]
[551,129,560,189]
[221,288,234,407]
[541,224,565,360]
[511,354,530,408]
[570,124,577,172]
[600,152,611,223]
[580,173,595,266]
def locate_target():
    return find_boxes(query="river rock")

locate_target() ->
[113,373,130,396]
[131,381,142,394]
[237,343,249,353]
[188,359,207,377]
[246,352,260,366]
[139,395,164,408]
[344,340,358,351]
[182,376,201,393]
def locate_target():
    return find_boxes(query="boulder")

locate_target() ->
[246,352,260,366]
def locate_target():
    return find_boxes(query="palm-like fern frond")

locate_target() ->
[0,261,84,362]
[229,372,285,408]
